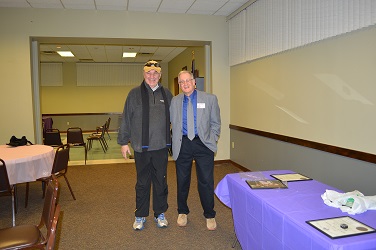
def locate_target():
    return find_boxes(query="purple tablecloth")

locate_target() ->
[215,170,376,250]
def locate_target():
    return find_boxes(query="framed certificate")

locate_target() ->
[271,173,312,182]
[246,180,287,189]
[307,216,376,239]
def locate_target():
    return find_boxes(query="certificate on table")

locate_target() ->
[246,180,287,189]
[307,216,376,239]
[271,173,312,182]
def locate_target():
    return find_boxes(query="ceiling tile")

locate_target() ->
[214,2,246,16]
[96,0,127,10]
[138,46,158,54]
[61,0,95,10]
[158,0,195,14]
[68,45,91,60]
[122,46,141,53]
[0,0,30,8]
[128,0,161,12]
[28,0,63,9]
[188,0,228,15]
[0,0,250,15]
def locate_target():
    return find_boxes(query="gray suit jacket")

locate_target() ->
[170,90,221,161]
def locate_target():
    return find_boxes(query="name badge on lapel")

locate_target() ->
[197,103,205,109]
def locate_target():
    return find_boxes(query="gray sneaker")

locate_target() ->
[154,213,168,228]
[133,217,146,230]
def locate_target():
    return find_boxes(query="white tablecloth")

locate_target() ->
[0,144,55,185]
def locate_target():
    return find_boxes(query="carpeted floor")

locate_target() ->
[0,161,244,249]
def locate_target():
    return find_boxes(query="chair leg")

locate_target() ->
[64,175,76,200]
[84,146,87,165]
[232,232,239,248]
[14,185,17,213]
[42,181,47,198]
[9,185,17,226]
[103,137,108,149]
[12,194,15,226]
[87,140,91,151]
[99,139,106,153]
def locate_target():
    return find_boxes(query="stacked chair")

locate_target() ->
[87,122,108,153]
[105,117,111,140]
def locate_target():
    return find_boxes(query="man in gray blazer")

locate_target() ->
[170,70,221,230]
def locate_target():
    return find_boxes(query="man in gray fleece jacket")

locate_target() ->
[118,60,173,230]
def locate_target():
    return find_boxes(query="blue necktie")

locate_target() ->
[187,96,195,140]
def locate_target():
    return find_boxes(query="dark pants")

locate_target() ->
[134,148,169,218]
[176,136,216,218]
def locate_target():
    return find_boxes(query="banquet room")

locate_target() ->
[1,0,376,249]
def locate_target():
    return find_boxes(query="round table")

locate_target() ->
[0,144,55,185]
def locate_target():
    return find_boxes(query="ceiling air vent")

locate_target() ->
[41,51,57,55]
[79,59,95,62]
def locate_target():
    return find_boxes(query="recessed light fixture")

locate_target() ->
[57,51,75,57]
[123,52,137,58]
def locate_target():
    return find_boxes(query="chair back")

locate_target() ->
[44,128,63,146]
[106,117,111,130]
[67,127,84,145]
[0,159,12,194]
[52,144,70,174]
[99,123,106,137]
[46,204,61,250]
[40,175,59,231]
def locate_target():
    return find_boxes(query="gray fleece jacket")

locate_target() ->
[117,81,173,153]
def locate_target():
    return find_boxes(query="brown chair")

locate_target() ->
[46,204,61,250]
[0,176,60,250]
[44,128,63,147]
[105,117,111,140]
[67,127,87,165]
[87,122,108,153]
[0,159,17,227]
[25,144,75,208]
[40,144,76,200]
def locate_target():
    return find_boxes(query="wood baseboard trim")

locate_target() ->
[230,124,376,164]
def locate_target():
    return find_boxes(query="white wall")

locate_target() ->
[0,8,230,160]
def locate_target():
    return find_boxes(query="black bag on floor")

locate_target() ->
[7,136,33,147]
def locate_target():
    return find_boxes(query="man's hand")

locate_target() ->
[121,145,131,160]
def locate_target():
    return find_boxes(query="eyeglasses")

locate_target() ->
[178,79,194,84]
[144,61,160,67]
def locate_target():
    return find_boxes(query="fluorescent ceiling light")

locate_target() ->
[123,52,137,58]
[57,51,75,57]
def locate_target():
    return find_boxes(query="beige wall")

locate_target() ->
[229,26,376,194]
[41,63,135,114]
[0,8,230,160]
[231,25,376,155]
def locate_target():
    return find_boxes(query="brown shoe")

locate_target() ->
[177,214,187,227]
[206,218,217,231]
